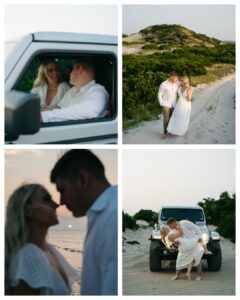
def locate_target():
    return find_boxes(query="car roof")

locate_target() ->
[33,32,117,45]
[160,206,203,210]
[5,31,117,81]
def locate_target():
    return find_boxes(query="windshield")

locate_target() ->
[160,208,204,222]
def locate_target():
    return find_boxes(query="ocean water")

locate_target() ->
[48,230,86,295]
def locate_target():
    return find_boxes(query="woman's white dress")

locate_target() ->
[9,243,77,295]
[175,236,204,270]
[166,231,204,270]
[167,87,192,136]
[31,82,70,109]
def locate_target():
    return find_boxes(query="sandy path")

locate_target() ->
[122,228,235,295]
[123,75,235,144]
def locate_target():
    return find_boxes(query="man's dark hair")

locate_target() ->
[166,217,177,225]
[169,71,178,77]
[50,150,105,182]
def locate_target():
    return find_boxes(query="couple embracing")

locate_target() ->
[5,150,117,295]
[158,71,193,137]
[162,218,212,281]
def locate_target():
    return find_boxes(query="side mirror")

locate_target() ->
[5,91,41,142]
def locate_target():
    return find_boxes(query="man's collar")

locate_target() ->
[88,186,116,214]
[74,80,96,95]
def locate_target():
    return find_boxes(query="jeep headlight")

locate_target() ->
[202,232,209,244]
[211,231,220,241]
[152,229,161,240]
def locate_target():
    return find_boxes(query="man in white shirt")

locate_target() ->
[158,71,180,135]
[41,61,109,122]
[50,150,117,295]
[167,217,203,280]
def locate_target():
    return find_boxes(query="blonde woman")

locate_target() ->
[5,184,76,295]
[31,60,70,109]
[161,226,204,281]
[167,75,193,136]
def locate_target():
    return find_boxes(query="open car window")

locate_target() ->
[14,52,117,126]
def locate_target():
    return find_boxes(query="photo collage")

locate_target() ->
[2,1,237,298]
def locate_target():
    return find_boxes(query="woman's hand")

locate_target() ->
[41,104,60,111]
[187,87,193,101]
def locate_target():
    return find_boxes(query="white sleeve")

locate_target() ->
[185,220,202,237]
[98,209,118,295]
[31,86,40,94]
[31,86,45,106]
[41,89,108,123]
[59,82,71,98]
[177,87,181,97]
[157,82,164,106]
[9,245,52,290]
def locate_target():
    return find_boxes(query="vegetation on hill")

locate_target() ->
[123,24,235,130]
[139,24,221,50]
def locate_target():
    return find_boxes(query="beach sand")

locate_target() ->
[123,228,235,295]
[123,75,235,144]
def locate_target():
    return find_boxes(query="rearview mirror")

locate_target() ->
[5,91,40,142]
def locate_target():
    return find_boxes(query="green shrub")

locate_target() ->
[133,209,158,226]
[123,43,235,129]
[198,192,235,243]
[122,212,139,231]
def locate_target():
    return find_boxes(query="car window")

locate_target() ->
[161,208,204,222]
[14,53,117,125]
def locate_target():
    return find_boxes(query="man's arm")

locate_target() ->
[41,90,108,123]
[157,82,165,106]
[98,212,118,295]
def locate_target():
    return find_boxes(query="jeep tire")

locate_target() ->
[149,241,162,272]
[207,241,222,271]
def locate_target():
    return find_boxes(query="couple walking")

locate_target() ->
[158,71,193,137]
[162,218,211,281]
[5,150,117,295]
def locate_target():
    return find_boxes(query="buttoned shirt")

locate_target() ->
[158,79,180,108]
[179,220,202,239]
[81,186,118,295]
[41,80,109,122]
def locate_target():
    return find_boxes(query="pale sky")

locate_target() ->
[5,149,117,231]
[123,5,235,41]
[123,149,235,215]
[5,5,118,42]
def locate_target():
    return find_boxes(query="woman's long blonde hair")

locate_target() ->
[180,75,190,88]
[5,183,44,294]
[33,60,60,88]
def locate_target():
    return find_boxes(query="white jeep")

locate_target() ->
[149,206,222,272]
[5,32,117,144]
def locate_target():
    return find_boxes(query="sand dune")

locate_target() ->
[123,75,235,144]
[123,228,235,295]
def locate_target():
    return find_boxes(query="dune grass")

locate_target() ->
[189,64,235,86]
